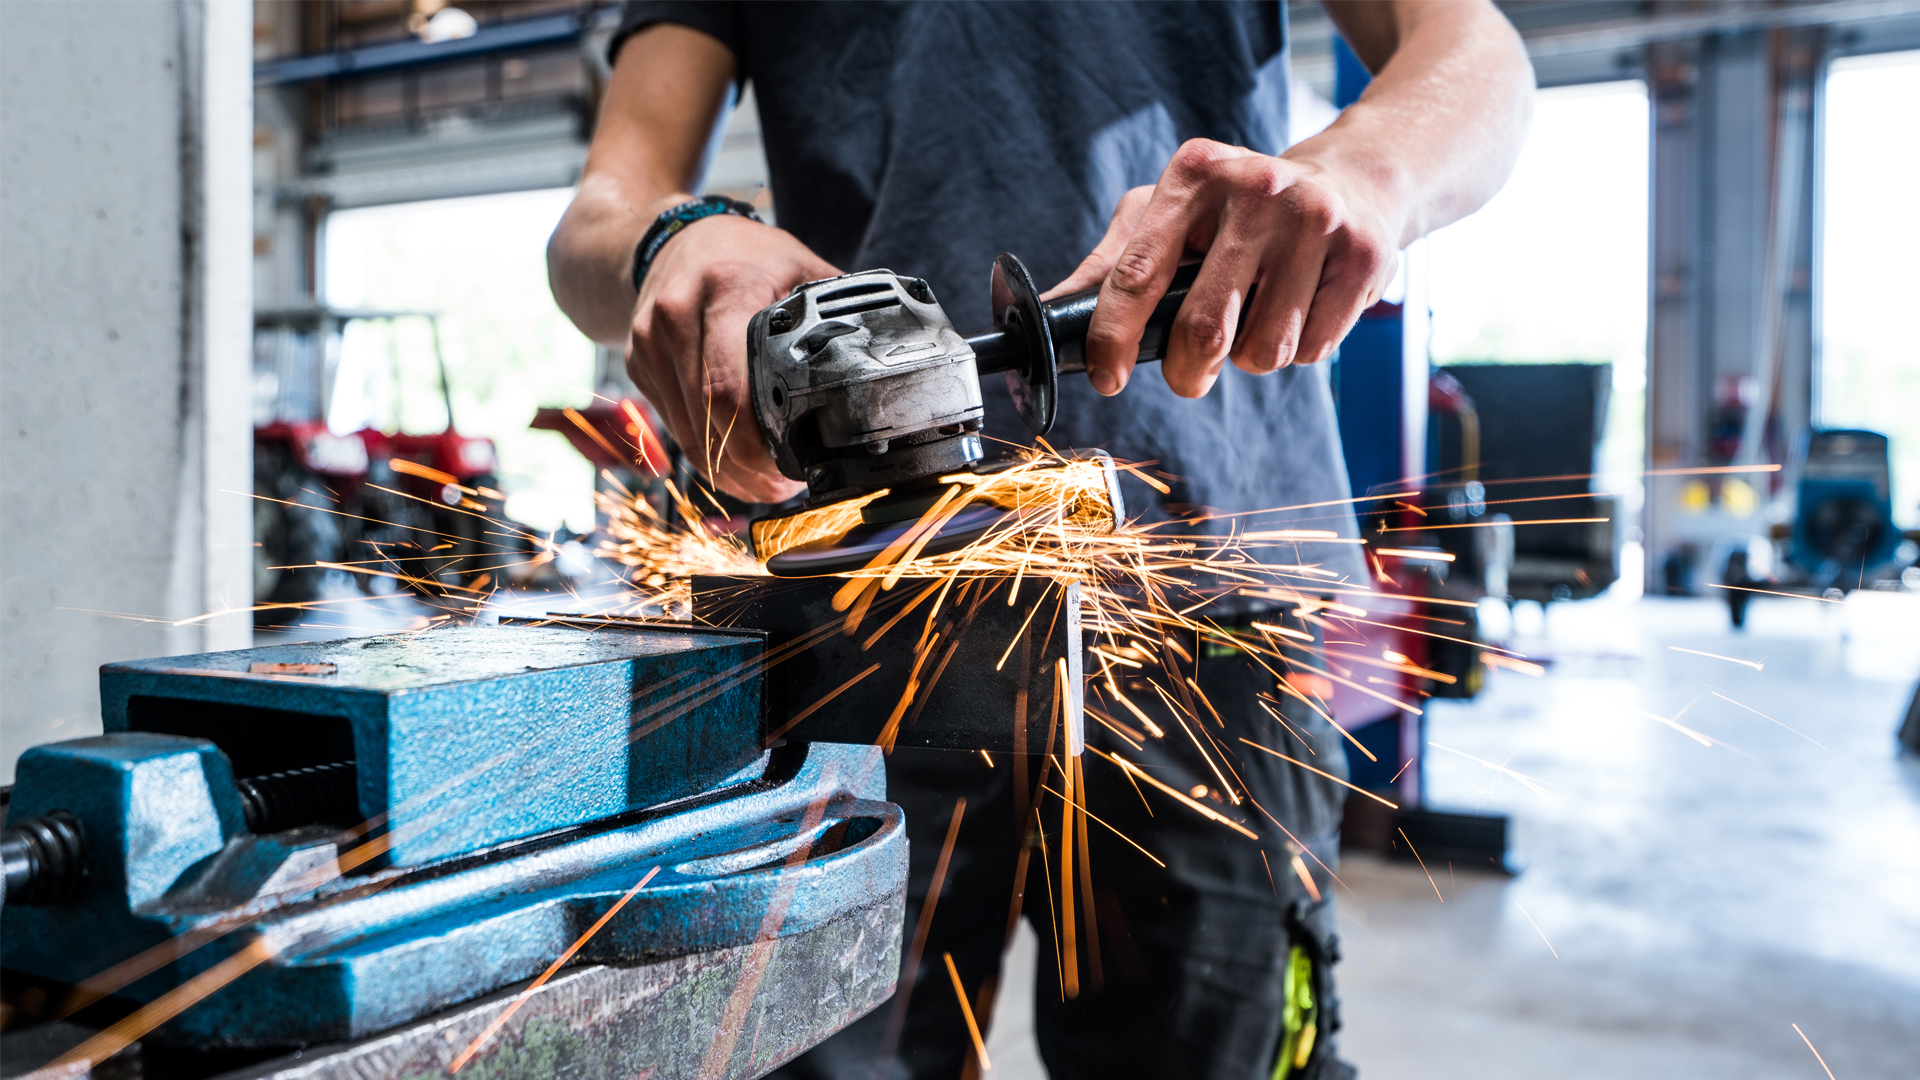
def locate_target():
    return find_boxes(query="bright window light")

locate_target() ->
[324,189,597,535]
[1423,79,1651,506]
[1821,50,1920,527]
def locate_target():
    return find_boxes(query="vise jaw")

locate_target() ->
[1,621,906,1057]
[94,623,770,866]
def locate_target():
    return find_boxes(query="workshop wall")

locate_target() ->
[0,0,254,782]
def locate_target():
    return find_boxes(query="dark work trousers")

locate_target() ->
[767,612,1354,1080]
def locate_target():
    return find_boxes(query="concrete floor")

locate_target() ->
[980,593,1920,1079]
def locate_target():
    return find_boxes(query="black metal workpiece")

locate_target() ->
[0,809,85,906]
[692,574,1085,757]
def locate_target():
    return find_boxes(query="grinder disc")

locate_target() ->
[762,501,1016,578]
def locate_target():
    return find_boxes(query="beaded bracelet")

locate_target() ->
[631,195,763,293]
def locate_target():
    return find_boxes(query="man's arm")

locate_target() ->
[548,24,734,346]
[548,24,828,502]
[1061,0,1534,399]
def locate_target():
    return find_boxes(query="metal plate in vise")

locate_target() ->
[691,574,1084,757]
[96,624,767,866]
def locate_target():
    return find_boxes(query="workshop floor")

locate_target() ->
[983,593,1920,1080]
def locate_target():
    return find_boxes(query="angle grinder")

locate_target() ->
[748,254,1225,576]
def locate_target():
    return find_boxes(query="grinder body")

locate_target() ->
[749,270,987,506]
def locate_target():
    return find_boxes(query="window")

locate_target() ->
[1821,50,1920,527]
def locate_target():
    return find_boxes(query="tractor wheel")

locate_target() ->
[254,442,344,621]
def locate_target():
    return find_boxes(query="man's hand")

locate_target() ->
[1053,142,1397,399]
[627,204,836,503]
[1052,0,1532,400]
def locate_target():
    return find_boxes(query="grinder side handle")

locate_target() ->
[1044,260,1210,375]
[971,261,1248,376]
[970,254,1253,436]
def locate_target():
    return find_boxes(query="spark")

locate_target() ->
[1033,807,1066,998]
[49,937,284,1073]
[1380,517,1609,532]
[1512,901,1558,958]
[944,953,993,1071]
[617,399,667,475]
[1085,705,1146,750]
[1321,647,1458,685]
[1237,740,1398,808]
[1398,827,1444,903]
[1090,747,1258,839]
[1632,708,1715,747]
[1482,653,1547,677]
[1251,620,1313,642]
[1428,742,1558,798]
[981,749,995,767]
[1290,854,1322,902]
[1709,691,1827,749]
[695,763,848,1078]
[450,866,661,1073]
[1706,582,1845,603]
[1373,547,1455,562]
[557,405,622,461]
[764,662,882,742]
[1109,687,1167,739]
[1042,782,1166,867]
[877,798,968,1063]
[388,457,460,486]
[1792,1024,1838,1080]
[1060,748,1079,998]
[1669,645,1765,671]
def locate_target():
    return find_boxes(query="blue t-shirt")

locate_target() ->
[615,1,1365,590]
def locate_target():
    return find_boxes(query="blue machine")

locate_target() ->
[0,619,922,1069]
[1721,428,1913,628]
[1788,429,1902,581]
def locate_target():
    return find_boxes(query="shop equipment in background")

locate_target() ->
[252,307,515,612]
[1719,428,1920,627]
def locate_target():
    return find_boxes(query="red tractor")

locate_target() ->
[252,307,510,616]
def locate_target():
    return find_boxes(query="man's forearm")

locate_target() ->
[1301,1,1534,247]
[549,179,699,345]
[548,25,736,345]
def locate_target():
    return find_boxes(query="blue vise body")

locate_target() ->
[1,622,907,1048]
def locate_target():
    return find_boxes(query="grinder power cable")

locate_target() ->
[748,254,1236,576]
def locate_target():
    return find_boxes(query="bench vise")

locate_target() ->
[2,588,1081,1078]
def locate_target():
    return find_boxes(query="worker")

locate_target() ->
[549,3,1533,1077]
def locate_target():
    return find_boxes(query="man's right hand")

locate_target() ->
[548,25,826,504]
[627,199,837,504]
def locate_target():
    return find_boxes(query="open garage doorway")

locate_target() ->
[1821,49,1920,530]
[323,187,599,537]
[1422,80,1652,597]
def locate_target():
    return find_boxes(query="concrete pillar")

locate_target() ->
[1644,28,1819,592]
[1,0,253,781]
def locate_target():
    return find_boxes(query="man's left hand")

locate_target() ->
[1051,138,1398,399]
